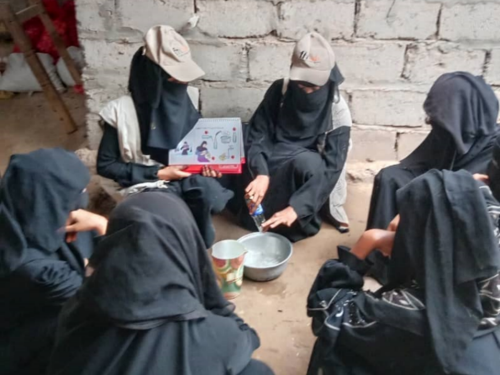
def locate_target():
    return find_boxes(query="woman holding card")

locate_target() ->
[231,32,351,242]
[96,25,232,248]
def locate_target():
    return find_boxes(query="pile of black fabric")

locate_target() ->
[389,169,500,373]
[307,169,500,375]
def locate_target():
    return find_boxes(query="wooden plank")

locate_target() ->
[15,4,40,23]
[0,2,77,133]
[29,0,82,86]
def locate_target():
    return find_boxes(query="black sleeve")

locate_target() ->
[16,259,84,306]
[96,123,160,187]
[245,81,281,177]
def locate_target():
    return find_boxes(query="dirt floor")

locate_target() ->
[213,183,372,375]
[0,92,86,172]
[1,90,375,375]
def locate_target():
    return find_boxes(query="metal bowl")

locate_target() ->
[237,232,293,282]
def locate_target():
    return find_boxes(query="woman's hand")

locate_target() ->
[351,229,395,260]
[245,175,270,213]
[262,206,298,231]
[157,166,192,181]
[387,215,400,232]
[202,166,222,178]
[65,209,108,242]
[473,173,489,183]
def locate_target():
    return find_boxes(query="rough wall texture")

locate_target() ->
[76,0,500,162]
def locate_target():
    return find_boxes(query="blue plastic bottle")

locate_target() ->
[245,197,266,232]
[251,204,266,232]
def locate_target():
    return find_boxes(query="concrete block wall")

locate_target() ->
[76,0,500,162]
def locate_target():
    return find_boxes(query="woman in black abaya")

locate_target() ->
[366,72,499,283]
[96,25,232,248]
[48,192,273,375]
[229,32,351,242]
[307,169,500,375]
[0,148,107,375]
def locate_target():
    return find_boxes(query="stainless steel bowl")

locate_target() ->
[237,232,293,282]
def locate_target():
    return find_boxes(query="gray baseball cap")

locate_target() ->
[143,25,205,82]
[290,32,336,86]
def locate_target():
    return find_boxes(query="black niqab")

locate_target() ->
[129,47,200,165]
[425,72,498,155]
[0,148,90,277]
[388,169,500,373]
[80,192,234,329]
[487,134,500,201]
[277,66,344,145]
[403,72,499,170]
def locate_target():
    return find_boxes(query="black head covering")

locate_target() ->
[278,65,344,141]
[388,169,500,373]
[403,72,499,170]
[80,192,234,329]
[487,134,500,201]
[129,47,200,164]
[424,72,498,155]
[0,148,90,277]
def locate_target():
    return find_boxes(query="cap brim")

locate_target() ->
[163,59,205,83]
[289,66,330,86]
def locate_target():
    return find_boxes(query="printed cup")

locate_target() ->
[211,240,247,299]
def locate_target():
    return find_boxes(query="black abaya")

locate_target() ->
[48,192,273,375]
[155,175,234,249]
[366,72,500,283]
[307,170,500,375]
[0,149,97,375]
[97,121,234,248]
[99,47,233,248]
[233,69,350,242]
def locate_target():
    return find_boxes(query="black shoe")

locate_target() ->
[320,203,350,234]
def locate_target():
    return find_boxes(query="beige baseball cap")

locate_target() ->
[143,25,205,82]
[289,32,336,86]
